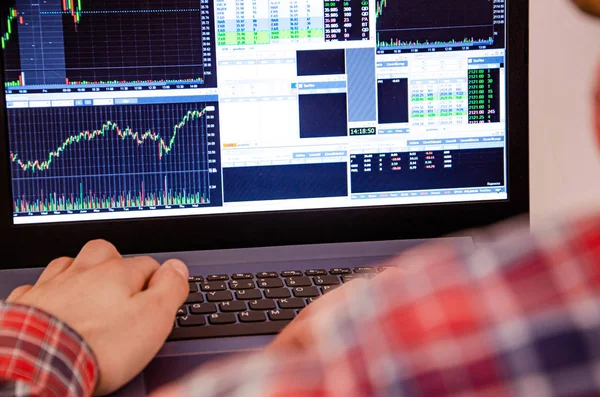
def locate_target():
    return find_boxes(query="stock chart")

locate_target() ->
[375,0,505,52]
[9,102,222,214]
[2,4,23,86]
[2,0,217,87]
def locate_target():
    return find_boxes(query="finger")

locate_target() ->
[37,257,74,284]
[269,278,370,352]
[268,291,329,351]
[149,384,179,397]
[269,317,312,351]
[111,256,162,294]
[135,259,189,320]
[299,278,369,320]
[5,285,33,302]
[72,239,121,269]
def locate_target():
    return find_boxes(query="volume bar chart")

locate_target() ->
[15,178,213,213]
[9,102,223,215]
[375,0,505,53]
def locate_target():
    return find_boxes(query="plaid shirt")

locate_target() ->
[1,213,600,397]
[0,303,97,396]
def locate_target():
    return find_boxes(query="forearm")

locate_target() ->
[156,215,600,396]
[0,301,98,397]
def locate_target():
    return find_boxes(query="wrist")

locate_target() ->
[0,301,99,396]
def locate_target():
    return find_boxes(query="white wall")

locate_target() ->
[529,0,600,226]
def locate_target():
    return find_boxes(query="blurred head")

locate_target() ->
[571,0,600,147]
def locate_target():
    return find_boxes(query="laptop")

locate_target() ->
[0,0,528,395]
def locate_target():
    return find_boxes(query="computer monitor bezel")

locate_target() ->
[0,0,529,269]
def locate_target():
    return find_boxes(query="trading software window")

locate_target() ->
[2,0,508,224]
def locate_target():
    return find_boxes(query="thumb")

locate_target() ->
[139,259,189,317]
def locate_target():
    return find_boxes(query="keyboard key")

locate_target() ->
[188,283,199,293]
[322,285,340,294]
[189,303,217,315]
[186,293,204,304]
[305,269,327,276]
[188,276,204,282]
[200,281,226,292]
[306,297,319,305]
[208,313,236,325]
[330,268,351,275]
[278,298,305,309]
[229,280,255,290]
[256,272,278,278]
[178,315,206,327]
[292,286,320,297]
[238,311,266,323]
[249,299,276,310]
[206,291,233,302]
[285,277,312,287]
[268,309,295,321]
[232,273,254,280]
[313,275,340,286]
[169,322,289,341]
[264,288,291,299]
[281,270,303,277]
[258,278,284,288]
[207,274,229,281]
[177,306,187,316]
[219,301,247,312]
[235,289,262,300]
[354,267,375,274]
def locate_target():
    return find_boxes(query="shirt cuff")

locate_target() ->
[0,301,98,397]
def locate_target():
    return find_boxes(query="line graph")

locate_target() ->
[375,0,505,52]
[9,102,222,214]
[10,108,208,172]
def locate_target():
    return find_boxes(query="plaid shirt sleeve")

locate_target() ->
[151,213,600,397]
[0,302,98,397]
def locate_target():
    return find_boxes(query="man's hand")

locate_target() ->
[5,240,189,396]
[268,264,413,353]
[268,277,371,352]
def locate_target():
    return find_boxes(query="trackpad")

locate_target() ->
[143,352,233,393]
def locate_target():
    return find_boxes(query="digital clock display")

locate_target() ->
[349,127,377,136]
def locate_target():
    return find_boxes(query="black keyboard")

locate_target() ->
[168,266,391,341]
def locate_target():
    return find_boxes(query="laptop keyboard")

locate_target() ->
[168,266,390,341]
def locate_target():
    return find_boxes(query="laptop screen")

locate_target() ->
[3,0,507,225]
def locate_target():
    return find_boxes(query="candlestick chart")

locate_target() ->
[9,102,222,214]
[2,2,24,86]
[2,0,217,87]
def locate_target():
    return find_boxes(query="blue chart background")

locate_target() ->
[9,102,222,212]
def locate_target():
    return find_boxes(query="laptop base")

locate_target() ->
[0,237,473,396]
